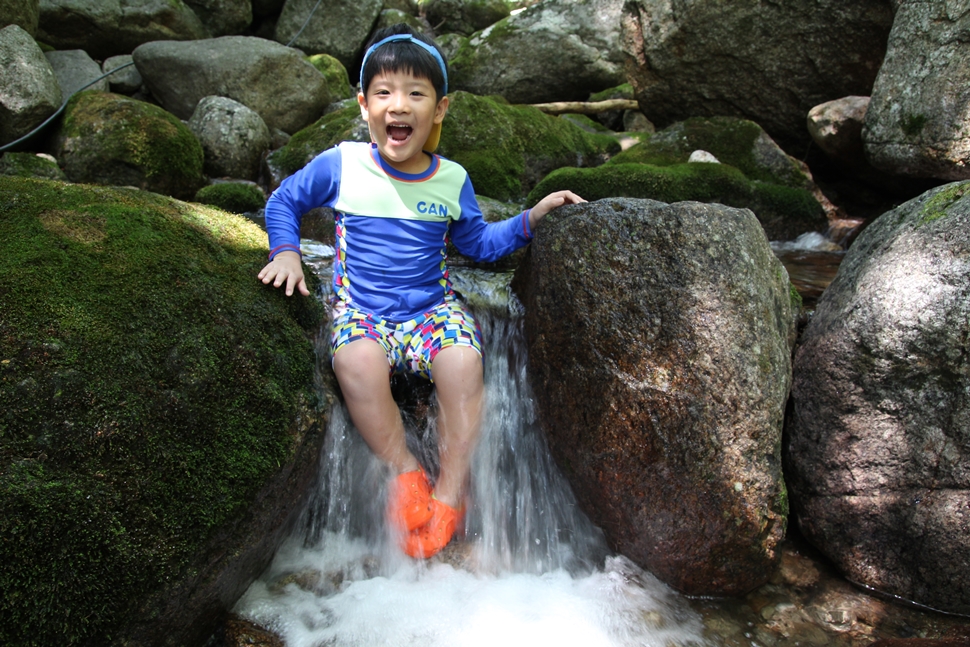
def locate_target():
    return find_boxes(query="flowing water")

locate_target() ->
[233,233,966,646]
[234,257,711,647]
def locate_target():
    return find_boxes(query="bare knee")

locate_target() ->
[332,339,391,396]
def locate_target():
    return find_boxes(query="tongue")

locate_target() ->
[388,125,411,141]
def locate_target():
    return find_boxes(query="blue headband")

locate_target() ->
[359,34,449,96]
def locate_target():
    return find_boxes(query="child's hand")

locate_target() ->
[528,190,586,231]
[257,250,309,297]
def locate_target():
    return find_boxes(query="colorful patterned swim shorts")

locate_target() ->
[330,298,482,381]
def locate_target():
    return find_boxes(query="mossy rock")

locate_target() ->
[0,177,328,647]
[267,91,621,202]
[195,182,267,214]
[307,53,354,102]
[588,83,635,103]
[437,91,621,201]
[53,90,205,200]
[610,116,809,189]
[526,163,825,241]
[264,103,370,189]
[0,152,67,181]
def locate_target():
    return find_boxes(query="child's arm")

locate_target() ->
[258,250,309,297]
[257,146,342,297]
[527,190,586,230]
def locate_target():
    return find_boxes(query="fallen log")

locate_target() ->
[529,99,640,116]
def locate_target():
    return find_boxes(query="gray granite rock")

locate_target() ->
[863,0,970,180]
[788,180,970,615]
[0,23,60,146]
[133,36,330,134]
[450,0,626,103]
[188,95,271,180]
[36,0,208,59]
[518,197,794,596]
[45,49,108,99]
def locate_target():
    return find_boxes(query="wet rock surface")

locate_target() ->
[517,197,794,596]
[787,181,970,615]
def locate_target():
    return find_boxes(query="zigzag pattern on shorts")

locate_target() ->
[331,299,481,381]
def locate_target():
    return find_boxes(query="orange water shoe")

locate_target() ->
[387,468,434,533]
[403,497,462,559]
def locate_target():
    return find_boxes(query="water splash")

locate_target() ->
[233,266,710,647]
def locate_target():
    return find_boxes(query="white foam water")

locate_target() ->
[233,268,710,647]
[770,231,842,252]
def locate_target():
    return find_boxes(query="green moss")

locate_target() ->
[789,282,803,313]
[437,92,620,200]
[0,152,67,180]
[919,181,970,225]
[610,116,807,189]
[901,113,928,137]
[57,91,204,200]
[559,113,612,133]
[269,92,620,201]
[0,177,322,647]
[265,104,367,183]
[307,53,353,101]
[526,162,740,204]
[194,183,267,214]
[526,163,823,235]
[588,83,634,103]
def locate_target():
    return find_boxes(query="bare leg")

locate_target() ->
[430,345,484,508]
[332,339,419,475]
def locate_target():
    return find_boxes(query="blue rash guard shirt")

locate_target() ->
[265,141,534,323]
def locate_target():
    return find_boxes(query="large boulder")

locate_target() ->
[0,23,60,147]
[274,0,382,69]
[0,176,329,647]
[862,0,970,181]
[266,92,620,200]
[786,180,970,616]
[133,37,329,135]
[36,0,208,60]
[45,49,109,99]
[516,198,794,596]
[449,0,626,104]
[183,0,252,36]
[421,0,510,36]
[188,95,271,181]
[1,0,39,36]
[53,91,205,200]
[621,0,894,152]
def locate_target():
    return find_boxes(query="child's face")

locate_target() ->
[358,69,448,175]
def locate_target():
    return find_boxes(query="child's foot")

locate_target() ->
[403,497,461,559]
[387,468,433,533]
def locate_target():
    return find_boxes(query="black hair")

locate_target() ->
[360,24,448,101]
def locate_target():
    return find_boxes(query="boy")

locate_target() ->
[258,24,584,558]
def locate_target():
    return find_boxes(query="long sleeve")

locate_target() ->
[448,176,533,263]
[264,147,342,260]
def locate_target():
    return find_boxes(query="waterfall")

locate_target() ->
[233,261,709,647]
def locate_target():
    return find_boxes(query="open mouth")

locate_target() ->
[387,124,413,142]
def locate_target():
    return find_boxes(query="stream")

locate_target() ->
[230,231,968,646]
